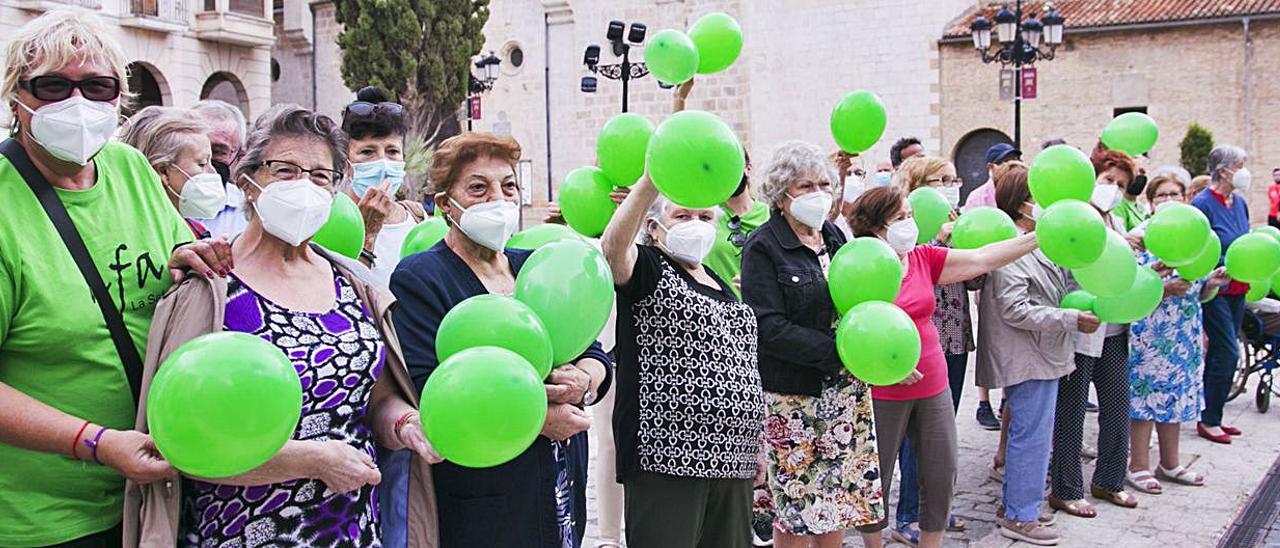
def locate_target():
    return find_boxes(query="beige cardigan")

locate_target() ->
[121,246,438,547]
[975,249,1080,389]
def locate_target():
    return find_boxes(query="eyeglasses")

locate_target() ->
[1154,192,1185,200]
[343,101,405,117]
[727,215,747,248]
[926,176,962,187]
[259,159,344,186]
[20,76,121,102]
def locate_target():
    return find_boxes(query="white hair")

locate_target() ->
[1207,145,1248,183]
[2,10,128,108]
[759,140,840,209]
[192,99,247,146]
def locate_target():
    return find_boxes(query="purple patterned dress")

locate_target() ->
[180,268,385,547]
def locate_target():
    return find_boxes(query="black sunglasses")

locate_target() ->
[343,101,404,117]
[727,215,747,248]
[20,76,121,102]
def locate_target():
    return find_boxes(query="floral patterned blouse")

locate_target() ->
[930,240,979,355]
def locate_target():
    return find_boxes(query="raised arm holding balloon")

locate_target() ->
[389,132,611,548]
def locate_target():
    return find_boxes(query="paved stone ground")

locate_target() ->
[581,359,1280,547]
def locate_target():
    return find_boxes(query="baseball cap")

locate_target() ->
[986,143,1022,164]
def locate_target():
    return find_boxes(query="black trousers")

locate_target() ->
[624,472,752,548]
[45,524,122,548]
[1051,334,1131,500]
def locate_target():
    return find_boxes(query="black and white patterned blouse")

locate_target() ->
[613,245,765,481]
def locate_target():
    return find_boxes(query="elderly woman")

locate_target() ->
[0,11,229,546]
[977,163,1099,545]
[846,185,1036,548]
[740,141,882,548]
[1191,145,1253,444]
[1126,175,1231,494]
[599,170,763,548]
[341,86,425,288]
[1050,149,1141,518]
[191,99,250,238]
[120,106,225,238]
[887,155,979,543]
[390,132,611,547]
[126,104,438,547]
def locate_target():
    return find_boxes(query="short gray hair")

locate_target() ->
[639,195,672,246]
[1149,165,1191,187]
[1207,145,1248,183]
[192,99,247,146]
[119,106,209,172]
[760,140,840,209]
[232,104,348,186]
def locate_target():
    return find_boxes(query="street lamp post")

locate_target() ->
[467,51,501,131]
[581,20,651,113]
[969,1,1066,149]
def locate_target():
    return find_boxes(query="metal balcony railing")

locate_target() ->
[129,0,188,24]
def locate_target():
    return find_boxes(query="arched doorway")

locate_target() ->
[124,62,168,117]
[200,71,249,120]
[952,128,1013,206]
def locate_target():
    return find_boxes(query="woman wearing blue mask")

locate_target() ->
[340,87,426,288]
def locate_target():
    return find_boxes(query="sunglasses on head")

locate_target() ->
[20,75,121,102]
[727,215,747,248]
[343,101,404,117]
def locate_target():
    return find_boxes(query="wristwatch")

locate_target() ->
[579,384,597,407]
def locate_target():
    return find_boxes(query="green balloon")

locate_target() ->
[1101,112,1160,156]
[1036,199,1107,269]
[1144,203,1212,267]
[515,240,615,365]
[688,12,743,74]
[1226,233,1280,283]
[646,110,745,208]
[421,346,548,468]
[1060,290,1097,312]
[830,91,887,154]
[836,301,921,386]
[148,332,302,478]
[597,113,654,187]
[1028,145,1096,207]
[952,207,1017,250]
[436,295,554,379]
[507,223,585,251]
[1272,270,1280,297]
[400,218,450,258]
[559,167,618,238]
[909,187,950,244]
[1094,266,1164,323]
[1073,230,1138,298]
[312,193,366,259]
[1253,225,1280,245]
[644,29,699,85]
[1248,280,1270,302]
[829,237,903,314]
[1177,235,1221,281]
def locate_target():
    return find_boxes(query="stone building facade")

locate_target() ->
[0,0,273,125]
[939,2,1280,220]
[279,0,971,206]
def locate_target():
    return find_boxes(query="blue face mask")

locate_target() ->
[350,158,406,198]
[872,171,893,188]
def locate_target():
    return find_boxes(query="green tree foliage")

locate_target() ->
[1180,123,1214,177]
[334,0,490,147]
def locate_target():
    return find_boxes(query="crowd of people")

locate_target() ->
[0,9,1270,548]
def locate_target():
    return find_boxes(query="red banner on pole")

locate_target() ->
[468,96,482,120]
[1021,67,1038,100]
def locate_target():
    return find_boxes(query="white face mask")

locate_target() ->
[843,176,866,204]
[1027,203,1044,221]
[938,186,961,208]
[20,96,118,165]
[167,166,226,219]
[1233,167,1253,193]
[656,219,716,266]
[451,198,519,251]
[787,191,834,230]
[885,218,919,255]
[1091,184,1122,212]
[245,175,334,246]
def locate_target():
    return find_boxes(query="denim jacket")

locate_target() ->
[741,212,848,396]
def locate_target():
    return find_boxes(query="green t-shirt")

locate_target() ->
[0,142,191,546]
[1113,197,1149,232]
[705,200,770,297]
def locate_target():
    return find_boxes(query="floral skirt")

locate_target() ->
[762,373,885,535]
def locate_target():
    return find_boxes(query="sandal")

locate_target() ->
[1156,464,1205,486]
[1048,495,1097,518]
[593,543,624,548]
[948,515,966,532]
[1090,485,1139,508]
[989,463,1004,483]
[890,522,920,547]
[1125,469,1163,494]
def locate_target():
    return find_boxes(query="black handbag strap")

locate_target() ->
[1,139,144,403]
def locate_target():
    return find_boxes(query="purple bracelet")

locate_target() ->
[83,427,108,465]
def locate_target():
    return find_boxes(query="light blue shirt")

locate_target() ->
[195,183,249,239]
